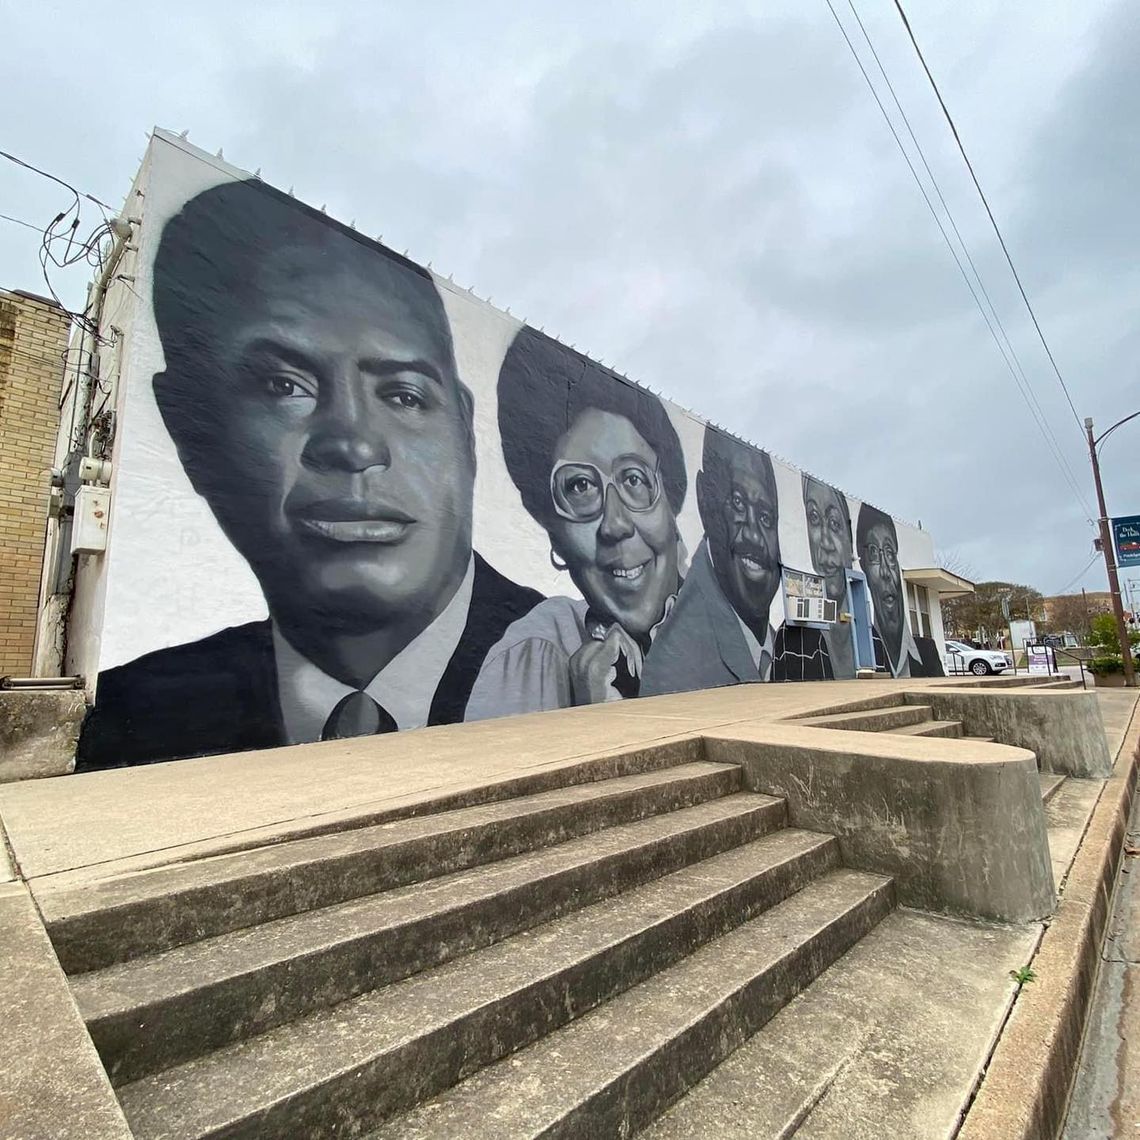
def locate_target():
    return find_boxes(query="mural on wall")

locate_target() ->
[76,135,942,770]
[465,329,687,719]
[855,503,943,678]
[641,428,833,694]
[803,474,856,678]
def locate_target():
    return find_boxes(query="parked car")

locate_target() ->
[944,639,1010,676]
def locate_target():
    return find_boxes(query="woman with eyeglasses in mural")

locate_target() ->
[802,474,856,679]
[465,327,687,720]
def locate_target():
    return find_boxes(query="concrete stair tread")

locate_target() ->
[1045,777,1104,890]
[117,827,847,1140]
[965,735,995,743]
[881,719,963,738]
[366,869,894,1140]
[796,705,933,733]
[44,759,743,973]
[641,907,1038,1139]
[76,792,787,1085]
[1039,773,1066,804]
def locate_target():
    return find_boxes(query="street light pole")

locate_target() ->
[1085,415,1137,686]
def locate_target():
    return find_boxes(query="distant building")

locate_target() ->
[0,289,69,677]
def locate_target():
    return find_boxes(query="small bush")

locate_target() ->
[1089,655,1124,676]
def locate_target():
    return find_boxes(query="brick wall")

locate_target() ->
[0,290,69,676]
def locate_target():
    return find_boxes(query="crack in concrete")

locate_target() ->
[777,1028,877,1138]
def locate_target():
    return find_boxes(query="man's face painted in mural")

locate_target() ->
[698,441,781,637]
[547,408,679,637]
[155,236,475,635]
[862,518,903,651]
[804,477,852,604]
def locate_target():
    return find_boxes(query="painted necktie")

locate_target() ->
[321,691,398,740]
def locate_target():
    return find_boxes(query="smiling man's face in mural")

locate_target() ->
[698,435,781,639]
[804,477,852,604]
[154,200,474,636]
[860,515,904,653]
[548,408,679,637]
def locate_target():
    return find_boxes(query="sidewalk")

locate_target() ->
[1063,691,1140,1138]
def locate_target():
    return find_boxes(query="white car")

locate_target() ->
[944,639,1010,676]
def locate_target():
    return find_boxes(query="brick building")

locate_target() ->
[0,289,69,676]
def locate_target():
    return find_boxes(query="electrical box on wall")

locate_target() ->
[71,486,111,554]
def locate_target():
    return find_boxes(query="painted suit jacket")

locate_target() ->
[77,555,542,770]
[641,539,832,697]
[871,625,945,678]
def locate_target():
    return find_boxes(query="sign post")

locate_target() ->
[1085,417,1136,686]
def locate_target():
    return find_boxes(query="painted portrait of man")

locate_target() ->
[78,178,540,768]
[855,503,924,678]
[642,426,831,694]
[803,474,856,679]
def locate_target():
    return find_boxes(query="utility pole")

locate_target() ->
[1085,416,1136,686]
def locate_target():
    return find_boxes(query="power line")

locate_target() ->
[1052,552,1100,597]
[0,211,42,233]
[843,1,1089,514]
[891,0,1084,434]
[0,148,116,213]
[823,0,1095,524]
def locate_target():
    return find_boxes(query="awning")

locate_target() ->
[902,567,975,598]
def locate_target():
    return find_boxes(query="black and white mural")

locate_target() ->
[76,133,943,770]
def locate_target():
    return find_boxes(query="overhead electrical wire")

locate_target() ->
[0,149,116,213]
[822,0,1094,525]
[843,0,1091,519]
[0,146,119,336]
[1051,552,1100,598]
[891,0,1084,434]
[0,210,43,233]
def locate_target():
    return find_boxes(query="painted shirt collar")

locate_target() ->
[273,557,475,742]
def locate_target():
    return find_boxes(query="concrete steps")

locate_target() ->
[77,793,788,1086]
[640,907,1038,1139]
[1039,773,1066,804]
[45,758,899,1138]
[882,718,964,739]
[799,703,976,743]
[797,704,934,733]
[365,871,893,1140]
[43,760,744,973]
[116,836,881,1140]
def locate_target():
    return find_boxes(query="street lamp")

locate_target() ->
[1085,413,1138,687]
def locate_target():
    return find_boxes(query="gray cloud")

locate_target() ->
[1,0,1133,598]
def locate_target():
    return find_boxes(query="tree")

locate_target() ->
[1042,593,1111,641]
[941,580,1045,644]
[1089,612,1140,653]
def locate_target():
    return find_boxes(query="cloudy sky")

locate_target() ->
[3,0,1137,599]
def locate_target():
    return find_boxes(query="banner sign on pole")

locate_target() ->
[1113,515,1140,567]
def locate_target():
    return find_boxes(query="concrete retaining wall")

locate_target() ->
[704,723,1055,923]
[906,688,1112,778]
[0,690,87,783]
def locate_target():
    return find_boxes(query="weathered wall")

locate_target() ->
[0,290,70,677]
[706,723,1055,923]
[73,131,947,771]
[0,690,86,782]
